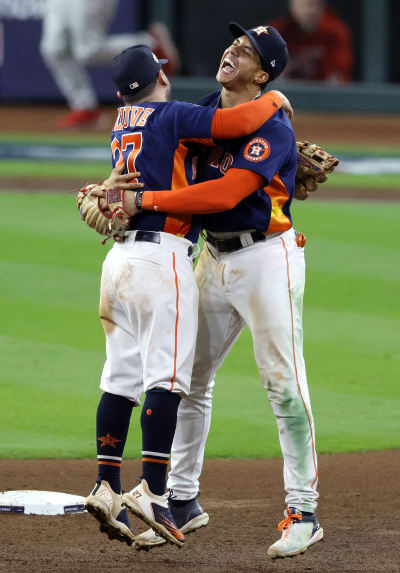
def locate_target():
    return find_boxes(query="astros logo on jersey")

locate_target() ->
[243,137,271,162]
[252,26,269,36]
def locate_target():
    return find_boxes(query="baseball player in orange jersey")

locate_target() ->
[105,23,323,558]
[83,44,289,548]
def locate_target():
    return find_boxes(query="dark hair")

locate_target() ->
[122,77,158,104]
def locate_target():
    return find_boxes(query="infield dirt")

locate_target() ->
[3,105,400,146]
[1,451,399,573]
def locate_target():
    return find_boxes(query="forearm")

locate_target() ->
[141,169,265,214]
[211,91,282,139]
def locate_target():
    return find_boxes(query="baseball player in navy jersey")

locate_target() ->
[83,44,288,548]
[108,23,323,558]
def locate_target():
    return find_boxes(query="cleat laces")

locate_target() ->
[277,508,303,538]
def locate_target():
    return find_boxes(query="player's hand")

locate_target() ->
[294,182,311,201]
[90,177,143,200]
[87,187,139,216]
[270,90,293,120]
[103,164,144,190]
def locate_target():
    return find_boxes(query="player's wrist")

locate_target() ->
[135,190,144,212]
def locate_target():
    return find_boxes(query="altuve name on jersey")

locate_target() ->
[113,106,154,131]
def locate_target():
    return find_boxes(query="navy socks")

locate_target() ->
[96,392,134,492]
[140,389,181,495]
[96,392,134,528]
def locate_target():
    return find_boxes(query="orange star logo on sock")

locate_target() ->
[97,433,122,448]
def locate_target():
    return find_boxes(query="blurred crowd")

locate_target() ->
[40,0,180,128]
[37,0,354,129]
[271,0,353,83]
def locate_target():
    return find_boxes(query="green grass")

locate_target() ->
[2,162,399,190]
[2,131,108,146]
[326,172,400,189]
[2,134,400,190]
[0,159,111,179]
[2,133,400,156]
[0,194,399,458]
[325,144,400,156]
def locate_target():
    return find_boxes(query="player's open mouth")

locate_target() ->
[221,56,237,75]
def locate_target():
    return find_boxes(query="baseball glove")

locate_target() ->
[295,141,339,200]
[77,185,131,242]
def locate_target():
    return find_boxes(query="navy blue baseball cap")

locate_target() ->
[229,22,288,81]
[111,45,168,96]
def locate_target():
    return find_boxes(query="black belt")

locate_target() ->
[135,230,194,257]
[205,230,266,253]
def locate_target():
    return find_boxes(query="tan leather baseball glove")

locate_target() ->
[294,141,339,200]
[77,185,131,242]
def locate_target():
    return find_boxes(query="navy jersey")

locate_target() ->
[111,101,215,243]
[197,91,297,234]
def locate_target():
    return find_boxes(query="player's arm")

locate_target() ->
[137,123,294,214]
[174,91,290,144]
[89,169,264,215]
[140,169,264,214]
[210,91,289,139]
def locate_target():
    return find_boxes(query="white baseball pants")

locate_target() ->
[168,228,319,513]
[99,231,199,405]
[40,0,154,109]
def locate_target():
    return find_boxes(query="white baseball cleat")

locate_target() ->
[84,480,135,546]
[267,507,323,558]
[122,479,186,548]
[134,493,209,551]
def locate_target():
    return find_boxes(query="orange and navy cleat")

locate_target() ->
[122,479,186,547]
[134,492,209,551]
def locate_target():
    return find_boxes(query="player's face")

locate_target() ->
[216,35,263,88]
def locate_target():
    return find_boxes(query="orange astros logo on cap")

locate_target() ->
[243,137,271,162]
[252,26,270,36]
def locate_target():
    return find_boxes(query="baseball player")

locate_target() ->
[83,43,289,548]
[111,23,323,558]
[40,0,180,128]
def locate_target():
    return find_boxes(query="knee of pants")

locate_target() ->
[260,371,308,416]
[267,387,313,422]
[73,41,101,65]
[40,38,69,62]
[178,381,214,416]
[259,368,295,403]
[191,359,215,389]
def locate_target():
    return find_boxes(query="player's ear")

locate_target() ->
[158,69,168,86]
[254,70,269,87]
[117,90,123,100]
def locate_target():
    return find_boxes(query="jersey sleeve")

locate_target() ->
[164,92,282,144]
[230,116,294,184]
[210,91,282,139]
[141,168,264,214]
[162,101,216,144]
